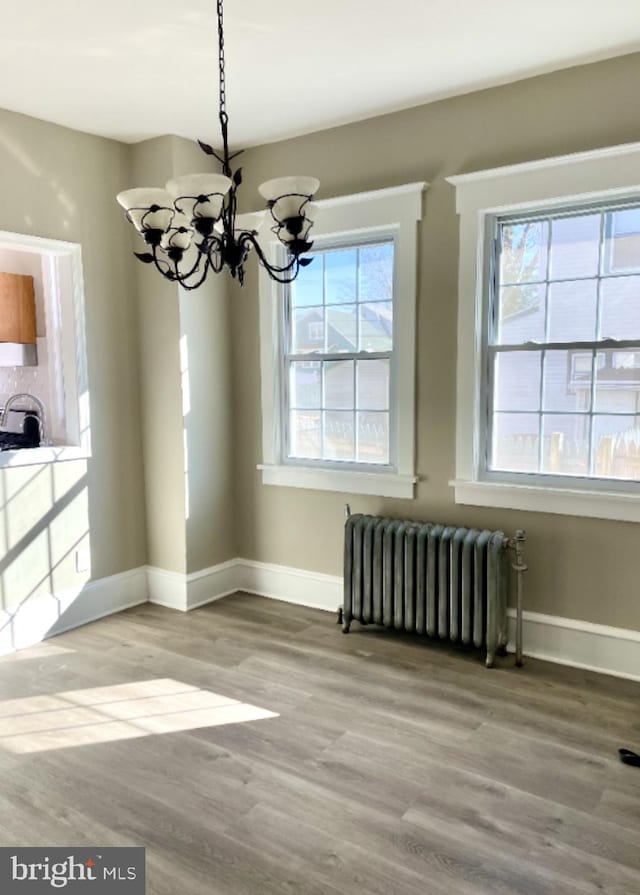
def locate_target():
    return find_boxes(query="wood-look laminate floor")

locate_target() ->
[0,594,639,895]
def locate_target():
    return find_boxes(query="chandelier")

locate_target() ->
[116,0,319,288]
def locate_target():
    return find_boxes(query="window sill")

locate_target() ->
[259,464,416,498]
[0,445,91,469]
[451,478,640,523]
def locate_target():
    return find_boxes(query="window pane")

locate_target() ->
[491,413,539,473]
[549,214,600,280]
[357,412,389,464]
[544,350,593,412]
[291,256,323,307]
[496,284,546,344]
[323,411,354,460]
[547,280,597,342]
[289,411,321,459]
[289,362,321,408]
[593,415,640,480]
[358,243,393,302]
[493,351,541,411]
[285,237,396,470]
[541,414,590,476]
[326,305,357,352]
[500,221,548,284]
[324,360,354,409]
[325,249,356,305]
[490,204,640,485]
[600,276,640,341]
[359,302,393,351]
[291,307,324,353]
[357,359,389,410]
[595,350,640,413]
[604,208,640,274]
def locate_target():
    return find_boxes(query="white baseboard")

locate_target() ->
[507,609,640,682]
[3,556,639,683]
[146,565,187,610]
[237,558,342,612]
[0,567,147,656]
[187,559,240,609]
[146,560,241,611]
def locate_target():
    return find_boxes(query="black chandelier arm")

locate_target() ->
[240,232,297,271]
[173,241,219,282]
[204,238,226,274]
[239,232,304,284]
[173,255,213,291]
[139,245,212,291]
[147,245,176,279]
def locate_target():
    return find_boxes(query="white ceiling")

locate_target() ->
[1,0,639,148]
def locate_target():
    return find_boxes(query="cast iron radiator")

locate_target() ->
[340,514,526,667]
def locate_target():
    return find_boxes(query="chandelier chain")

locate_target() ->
[217,0,227,125]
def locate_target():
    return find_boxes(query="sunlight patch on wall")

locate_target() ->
[0,678,278,753]
[180,334,190,520]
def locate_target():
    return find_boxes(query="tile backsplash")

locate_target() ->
[0,337,51,410]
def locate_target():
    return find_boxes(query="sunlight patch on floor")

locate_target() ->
[0,678,278,753]
[0,642,75,663]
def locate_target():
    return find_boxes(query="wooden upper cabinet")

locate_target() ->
[0,273,37,344]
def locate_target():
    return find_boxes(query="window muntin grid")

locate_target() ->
[283,240,394,467]
[487,200,640,482]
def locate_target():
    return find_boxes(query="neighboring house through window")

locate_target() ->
[489,203,640,481]
[286,241,393,466]
[448,140,640,522]
[252,182,425,499]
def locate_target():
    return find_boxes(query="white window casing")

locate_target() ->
[448,140,640,522]
[251,182,426,499]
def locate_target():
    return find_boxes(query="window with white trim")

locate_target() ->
[285,240,394,467]
[487,200,640,482]
[256,182,425,499]
[448,140,640,523]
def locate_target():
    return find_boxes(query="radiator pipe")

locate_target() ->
[511,530,527,668]
[337,504,352,625]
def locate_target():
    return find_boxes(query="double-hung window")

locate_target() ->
[449,141,640,522]
[489,202,640,482]
[285,240,393,467]
[256,182,425,499]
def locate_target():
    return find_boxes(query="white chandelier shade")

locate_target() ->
[116,188,174,234]
[166,173,233,224]
[259,176,320,204]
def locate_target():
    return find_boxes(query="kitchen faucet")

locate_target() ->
[0,393,47,446]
